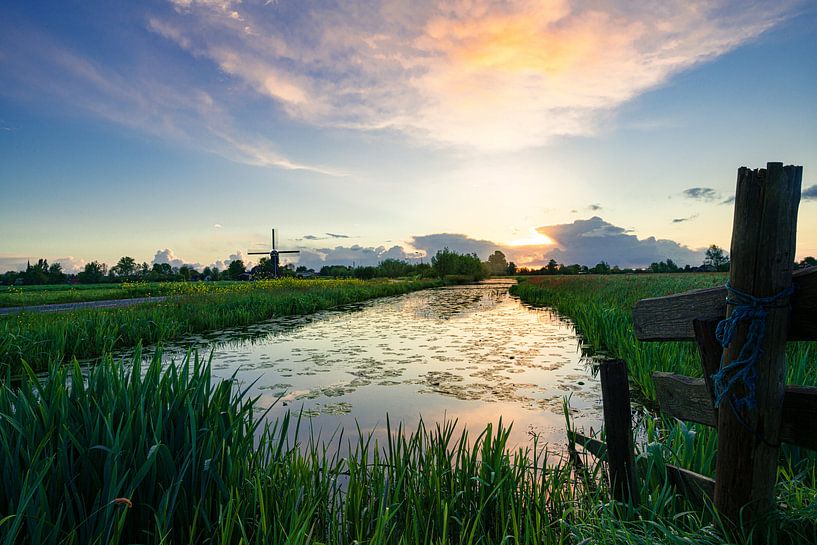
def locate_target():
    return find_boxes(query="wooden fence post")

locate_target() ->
[714,163,802,525]
[599,359,638,506]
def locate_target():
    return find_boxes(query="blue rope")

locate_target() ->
[712,281,794,412]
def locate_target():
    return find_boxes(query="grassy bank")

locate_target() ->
[1,350,792,545]
[0,278,440,371]
[0,280,296,308]
[510,274,817,539]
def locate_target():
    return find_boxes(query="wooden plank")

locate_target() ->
[569,431,606,459]
[653,372,717,427]
[651,372,817,451]
[666,464,715,508]
[632,266,817,342]
[600,360,639,506]
[714,163,801,525]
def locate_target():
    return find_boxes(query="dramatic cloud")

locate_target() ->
[803,185,817,201]
[536,216,704,267]
[682,187,720,201]
[410,233,497,259]
[149,0,791,150]
[296,244,415,270]
[672,214,699,223]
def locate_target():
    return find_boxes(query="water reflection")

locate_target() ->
[142,280,602,450]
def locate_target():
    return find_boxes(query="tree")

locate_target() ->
[48,262,66,283]
[23,259,50,285]
[506,262,517,275]
[704,244,729,271]
[486,251,508,276]
[111,256,137,277]
[546,259,558,275]
[378,258,411,278]
[152,263,173,277]
[431,249,485,280]
[590,261,611,274]
[77,261,106,284]
[227,259,246,280]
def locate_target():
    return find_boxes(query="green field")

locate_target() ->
[0,278,440,371]
[0,281,247,308]
[2,274,815,543]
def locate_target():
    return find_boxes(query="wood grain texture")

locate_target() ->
[650,372,817,451]
[714,163,802,525]
[632,266,817,342]
[666,464,715,508]
[653,372,717,427]
[600,360,639,506]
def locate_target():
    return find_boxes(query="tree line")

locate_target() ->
[3,245,816,286]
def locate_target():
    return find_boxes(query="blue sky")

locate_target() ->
[1,0,816,272]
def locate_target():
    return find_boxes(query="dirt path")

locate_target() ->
[0,296,168,315]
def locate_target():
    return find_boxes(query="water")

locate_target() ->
[147,280,602,451]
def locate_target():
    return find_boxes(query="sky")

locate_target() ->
[1,0,816,272]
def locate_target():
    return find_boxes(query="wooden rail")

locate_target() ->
[633,266,817,342]
[652,372,817,451]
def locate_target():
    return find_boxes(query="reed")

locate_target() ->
[1,350,784,545]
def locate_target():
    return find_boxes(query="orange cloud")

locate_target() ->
[150,0,794,150]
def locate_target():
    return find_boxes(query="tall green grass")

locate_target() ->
[0,279,440,371]
[5,350,801,545]
[511,274,817,540]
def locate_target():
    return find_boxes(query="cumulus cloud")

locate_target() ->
[152,248,206,270]
[803,185,817,201]
[409,233,497,259]
[296,244,414,270]
[536,216,704,267]
[149,0,792,150]
[52,256,89,274]
[682,187,720,201]
[208,251,254,271]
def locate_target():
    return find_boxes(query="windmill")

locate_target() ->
[248,229,300,278]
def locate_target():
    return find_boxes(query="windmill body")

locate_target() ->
[248,229,300,278]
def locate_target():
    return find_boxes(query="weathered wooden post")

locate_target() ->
[714,163,802,524]
[599,359,639,505]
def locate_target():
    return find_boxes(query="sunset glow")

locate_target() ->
[1,1,815,272]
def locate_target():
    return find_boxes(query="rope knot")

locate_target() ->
[711,281,794,412]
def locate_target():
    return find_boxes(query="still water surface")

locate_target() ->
[149,280,602,450]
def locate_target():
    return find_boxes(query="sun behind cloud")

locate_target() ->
[508,228,554,247]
